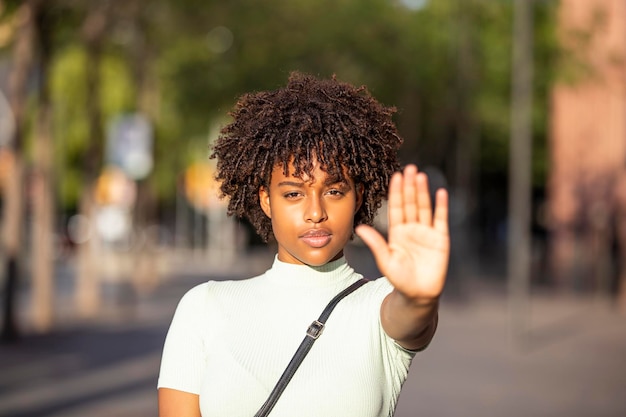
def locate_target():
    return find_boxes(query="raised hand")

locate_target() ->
[355,165,450,302]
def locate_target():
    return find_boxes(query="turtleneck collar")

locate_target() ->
[263,255,358,289]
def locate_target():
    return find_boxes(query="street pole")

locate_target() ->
[508,0,534,348]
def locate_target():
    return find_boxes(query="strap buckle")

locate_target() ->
[306,320,324,339]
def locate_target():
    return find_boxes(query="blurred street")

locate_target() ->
[2,1,626,416]
[0,246,624,417]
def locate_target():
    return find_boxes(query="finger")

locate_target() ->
[355,225,391,267]
[387,172,404,227]
[416,172,433,225]
[403,165,418,223]
[433,188,449,235]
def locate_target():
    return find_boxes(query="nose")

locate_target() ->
[305,196,328,223]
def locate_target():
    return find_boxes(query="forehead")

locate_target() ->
[269,159,352,185]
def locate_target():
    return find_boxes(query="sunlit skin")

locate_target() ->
[259,161,363,267]
[356,164,450,349]
[158,163,450,417]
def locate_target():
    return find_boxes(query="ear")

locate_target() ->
[355,183,364,213]
[259,186,271,218]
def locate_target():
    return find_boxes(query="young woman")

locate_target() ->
[158,72,450,417]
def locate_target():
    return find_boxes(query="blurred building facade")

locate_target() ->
[549,0,626,306]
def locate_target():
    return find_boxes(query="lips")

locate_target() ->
[300,229,332,248]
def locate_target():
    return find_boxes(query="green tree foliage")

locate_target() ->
[157,0,558,185]
[50,45,135,209]
[3,0,561,212]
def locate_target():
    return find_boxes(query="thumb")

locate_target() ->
[355,225,391,267]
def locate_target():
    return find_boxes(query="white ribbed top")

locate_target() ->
[158,256,416,417]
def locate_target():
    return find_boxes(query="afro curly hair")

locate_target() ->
[210,71,403,242]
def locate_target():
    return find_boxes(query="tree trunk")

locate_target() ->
[75,2,110,318]
[1,0,39,342]
[446,0,479,298]
[31,5,55,332]
[76,191,100,317]
[131,14,160,295]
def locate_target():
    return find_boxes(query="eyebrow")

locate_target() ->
[277,180,305,187]
[276,178,351,188]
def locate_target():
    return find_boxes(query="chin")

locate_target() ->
[301,252,343,267]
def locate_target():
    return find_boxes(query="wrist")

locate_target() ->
[392,289,439,310]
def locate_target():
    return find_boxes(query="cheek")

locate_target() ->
[269,203,296,231]
[335,202,358,229]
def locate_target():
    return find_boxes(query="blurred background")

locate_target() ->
[0,0,624,416]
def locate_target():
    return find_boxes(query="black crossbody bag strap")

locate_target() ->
[253,278,370,417]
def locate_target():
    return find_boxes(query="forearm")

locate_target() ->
[380,289,439,351]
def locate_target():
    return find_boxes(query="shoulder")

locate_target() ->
[175,273,267,309]
[360,276,394,299]
[176,281,214,308]
[168,282,214,324]
[334,276,393,317]
[168,275,266,330]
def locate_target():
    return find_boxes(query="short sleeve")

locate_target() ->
[157,283,211,394]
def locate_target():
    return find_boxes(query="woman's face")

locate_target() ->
[259,160,362,266]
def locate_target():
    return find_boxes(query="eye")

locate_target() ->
[283,191,303,199]
[326,189,345,198]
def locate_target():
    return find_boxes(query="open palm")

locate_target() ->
[356,165,450,301]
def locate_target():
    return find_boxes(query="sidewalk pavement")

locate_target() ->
[1,247,625,417]
[394,288,626,417]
